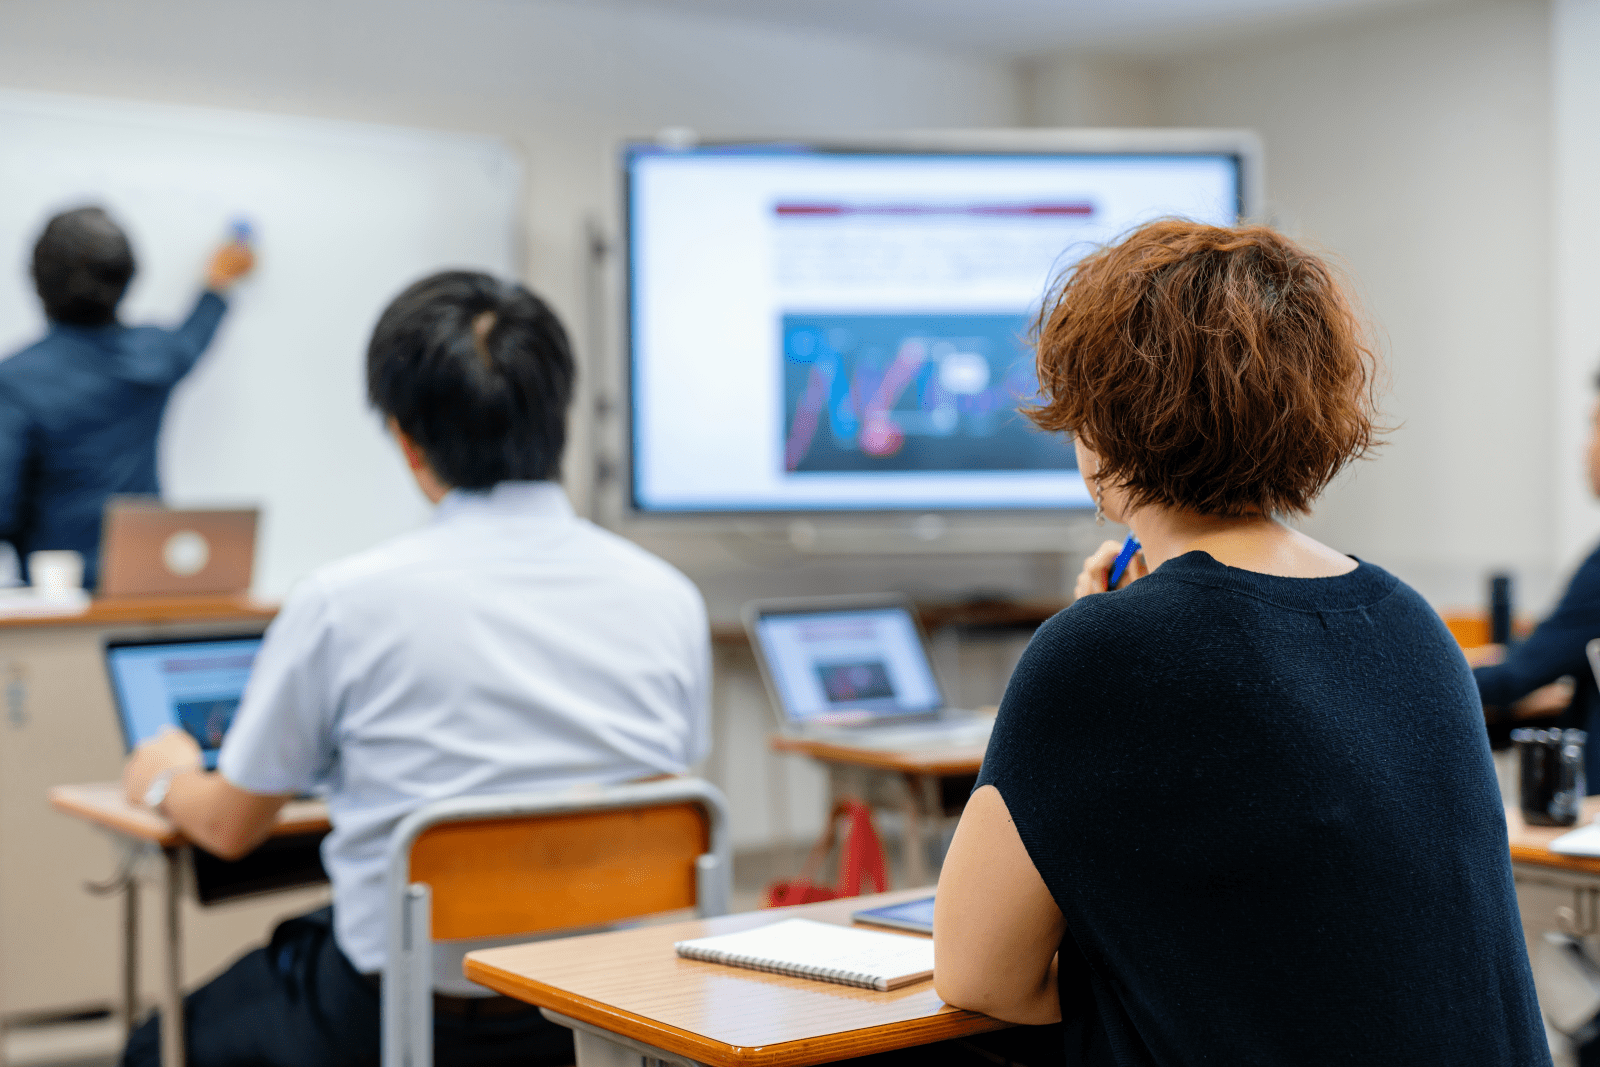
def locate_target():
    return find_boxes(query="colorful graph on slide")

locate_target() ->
[782,313,1077,475]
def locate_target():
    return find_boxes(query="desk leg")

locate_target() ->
[901,774,929,887]
[124,876,140,1034]
[543,1010,710,1067]
[159,848,185,1067]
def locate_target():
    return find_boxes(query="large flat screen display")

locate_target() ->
[627,142,1245,515]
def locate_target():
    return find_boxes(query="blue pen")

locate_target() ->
[1107,534,1141,590]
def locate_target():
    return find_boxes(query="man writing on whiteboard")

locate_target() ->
[0,205,254,588]
[118,270,710,1067]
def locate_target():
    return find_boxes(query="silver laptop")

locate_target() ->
[104,633,264,770]
[742,594,993,750]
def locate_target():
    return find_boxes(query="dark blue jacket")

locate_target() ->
[0,291,228,587]
[1476,540,1600,789]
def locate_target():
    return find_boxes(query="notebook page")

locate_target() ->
[674,918,935,991]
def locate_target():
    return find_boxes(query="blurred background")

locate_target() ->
[2,0,1586,616]
[0,0,1593,1061]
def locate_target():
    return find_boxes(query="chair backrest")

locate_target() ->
[1442,611,1492,650]
[381,777,731,1067]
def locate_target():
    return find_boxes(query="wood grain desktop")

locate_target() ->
[1507,795,1600,876]
[768,736,986,777]
[0,592,274,631]
[49,781,329,847]
[464,889,1007,1067]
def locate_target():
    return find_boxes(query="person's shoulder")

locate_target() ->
[1571,540,1600,582]
[295,517,703,616]
[0,335,58,380]
[573,520,702,600]
[1027,576,1177,661]
[297,526,440,596]
[0,337,71,409]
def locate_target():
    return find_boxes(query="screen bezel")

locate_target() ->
[621,128,1264,523]
[103,632,266,762]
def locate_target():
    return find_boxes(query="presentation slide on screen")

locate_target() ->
[108,640,261,768]
[757,608,942,721]
[629,148,1240,513]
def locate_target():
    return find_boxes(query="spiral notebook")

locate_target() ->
[673,918,935,991]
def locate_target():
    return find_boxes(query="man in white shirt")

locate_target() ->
[119,271,709,1067]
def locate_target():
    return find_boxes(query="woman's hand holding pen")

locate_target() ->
[1074,538,1148,600]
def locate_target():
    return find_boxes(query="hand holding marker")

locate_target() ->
[205,218,257,292]
[1106,534,1142,590]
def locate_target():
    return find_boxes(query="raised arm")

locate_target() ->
[165,240,256,378]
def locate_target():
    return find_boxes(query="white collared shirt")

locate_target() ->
[218,481,709,973]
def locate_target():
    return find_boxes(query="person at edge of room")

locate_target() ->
[932,220,1550,1066]
[1470,377,1600,790]
[0,205,255,588]
[117,271,711,1067]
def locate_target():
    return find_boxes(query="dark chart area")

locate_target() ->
[782,313,1078,474]
[817,661,897,705]
[177,698,240,751]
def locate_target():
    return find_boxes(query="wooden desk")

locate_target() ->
[1506,796,1600,952]
[49,783,329,1067]
[0,593,273,632]
[769,736,986,886]
[0,595,286,1037]
[1508,797,1600,875]
[465,888,1005,1067]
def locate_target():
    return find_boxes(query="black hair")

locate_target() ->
[31,207,137,327]
[367,271,575,488]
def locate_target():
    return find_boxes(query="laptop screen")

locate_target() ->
[105,636,263,769]
[752,605,943,724]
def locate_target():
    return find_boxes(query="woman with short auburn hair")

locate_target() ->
[932,221,1548,1066]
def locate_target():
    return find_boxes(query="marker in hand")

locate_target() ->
[1106,534,1142,590]
[204,219,257,293]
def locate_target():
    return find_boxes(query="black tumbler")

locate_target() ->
[1514,727,1587,826]
[1490,572,1514,646]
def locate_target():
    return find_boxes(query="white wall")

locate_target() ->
[0,0,1019,539]
[1553,0,1600,567]
[1028,0,1559,613]
[0,0,1031,852]
[11,0,1577,845]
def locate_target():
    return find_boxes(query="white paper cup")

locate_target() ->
[28,550,84,600]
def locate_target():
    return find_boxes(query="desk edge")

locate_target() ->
[1510,843,1600,876]
[462,958,1006,1067]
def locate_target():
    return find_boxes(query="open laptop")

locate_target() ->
[104,634,263,770]
[99,498,259,598]
[742,594,993,750]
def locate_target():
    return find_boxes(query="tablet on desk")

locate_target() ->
[853,895,935,934]
[105,634,263,769]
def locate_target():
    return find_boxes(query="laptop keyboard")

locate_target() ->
[825,718,994,751]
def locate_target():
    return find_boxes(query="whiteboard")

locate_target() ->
[0,89,522,597]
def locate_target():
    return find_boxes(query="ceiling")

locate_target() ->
[587,0,1435,58]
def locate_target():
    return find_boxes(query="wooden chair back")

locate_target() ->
[408,800,710,940]
[382,778,731,1067]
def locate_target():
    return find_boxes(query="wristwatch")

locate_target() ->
[143,768,181,814]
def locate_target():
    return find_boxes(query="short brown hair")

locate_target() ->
[1031,219,1380,517]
